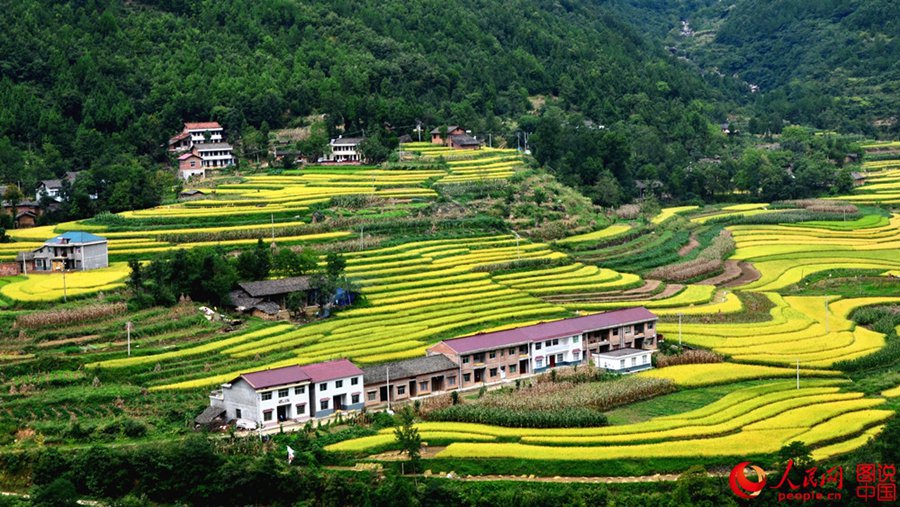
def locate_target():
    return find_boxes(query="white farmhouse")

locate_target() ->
[323,136,364,163]
[208,358,365,429]
[592,348,654,373]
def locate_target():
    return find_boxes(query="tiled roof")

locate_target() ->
[194,142,233,151]
[438,307,657,354]
[450,134,480,146]
[238,276,311,298]
[178,152,200,160]
[330,137,364,145]
[238,365,310,389]
[363,355,458,384]
[169,131,190,143]
[300,359,363,382]
[431,125,459,134]
[46,231,107,245]
[184,121,222,130]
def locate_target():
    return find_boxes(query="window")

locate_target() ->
[536,358,543,368]
[397,385,406,395]
[535,343,542,350]
[573,335,580,342]
[319,382,327,391]
[463,373,471,383]
[294,386,305,395]
[278,388,289,398]
[190,161,196,167]
[545,340,551,347]
[613,328,619,336]
[619,359,625,368]
[448,375,456,386]
[489,351,496,359]
[474,353,485,363]
[296,403,306,414]
[462,356,470,364]
[509,348,516,355]
[320,400,329,410]
[419,381,428,391]
[519,345,528,354]
[488,368,497,378]
[351,394,360,404]
[336,380,343,388]
[573,350,581,358]
[509,365,517,374]
[235,408,242,419]
[648,322,654,329]
[642,355,648,364]
[351,377,359,385]
[368,391,377,401]
[631,357,637,366]
[263,410,273,421]
[552,339,559,346]
[556,353,564,363]
[261,391,272,401]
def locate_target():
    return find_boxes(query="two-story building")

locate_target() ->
[212,364,313,428]
[323,137,364,163]
[168,122,225,152]
[209,358,365,429]
[305,359,365,418]
[426,307,659,388]
[362,354,459,408]
[27,231,109,272]
[36,172,83,202]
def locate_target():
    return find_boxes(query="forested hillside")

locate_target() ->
[0,0,725,196]
[664,0,900,135]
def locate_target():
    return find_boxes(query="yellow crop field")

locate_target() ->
[651,205,699,224]
[637,363,842,386]
[0,263,131,302]
[557,224,632,244]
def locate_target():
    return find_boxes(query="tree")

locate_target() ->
[672,466,735,507]
[325,252,346,280]
[236,239,271,281]
[393,406,421,472]
[273,247,317,278]
[30,478,79,507]
[2,185,23,228]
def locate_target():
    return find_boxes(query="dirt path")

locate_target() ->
[37,334,101,348]
[550,283,683,303]
[697,260,742,286]
[721,261,761,288]
[678,232,700,256]
[541,279,663,303]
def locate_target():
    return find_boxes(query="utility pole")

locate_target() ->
[386,365,391,412]
[796,360,800,390]
[271,213,275,241]
[678,313,683,350]
[824,297,829,334]
[488,133,492,148]
[360,225,364,251]
[60,266,68,303]
[512,230,521,260]
[126,321,133,357]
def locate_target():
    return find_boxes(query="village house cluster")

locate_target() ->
[168,122,236,180]
[201,307,659,429]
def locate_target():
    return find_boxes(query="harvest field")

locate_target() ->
[0,144,898,481]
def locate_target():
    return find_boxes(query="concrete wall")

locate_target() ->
[310,374,365,418]
[222,379,262,426]
[81,242,108,270]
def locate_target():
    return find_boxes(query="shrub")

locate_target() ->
[656,350,724,368]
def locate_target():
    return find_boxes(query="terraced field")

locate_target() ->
[328,380,890,463]
[401,142,526,183]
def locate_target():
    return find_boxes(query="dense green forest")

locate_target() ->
[0,0,729,209]
[0,0,888,217]
[659,0,900,136]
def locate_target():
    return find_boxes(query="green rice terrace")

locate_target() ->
[0,142,898,495]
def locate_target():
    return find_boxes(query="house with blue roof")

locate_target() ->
[29,231,108,271]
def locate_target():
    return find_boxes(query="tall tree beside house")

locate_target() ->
[272,247,318,278]
[236,239,272,281]
[393,406,422,473]
[325,252,347,280]
[296,122,331,163]
[3,185,23,228]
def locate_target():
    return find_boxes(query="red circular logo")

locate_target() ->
[729,461,767,499]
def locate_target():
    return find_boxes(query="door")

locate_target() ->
[379,385,388,402]
[519,359,528,374]
[277,404,290,422]
[549,355,556,368]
